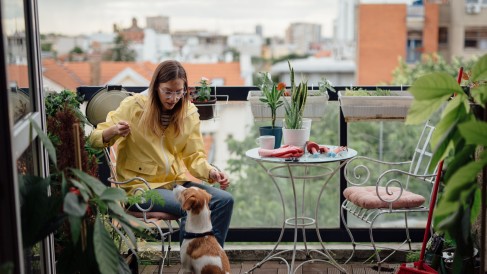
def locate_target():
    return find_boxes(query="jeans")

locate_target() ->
[136,181,234,247]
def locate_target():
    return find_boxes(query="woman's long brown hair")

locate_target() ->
[139,60,189,136]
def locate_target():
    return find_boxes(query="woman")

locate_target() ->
[89,60,233,247]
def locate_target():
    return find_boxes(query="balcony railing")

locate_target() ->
[77,85,429,244]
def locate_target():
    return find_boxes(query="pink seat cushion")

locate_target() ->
[128,210,180,221]
[343,186,425,209]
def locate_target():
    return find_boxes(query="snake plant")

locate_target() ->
[284,61,308,129]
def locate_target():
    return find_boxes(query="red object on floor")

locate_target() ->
[397,262,437,274]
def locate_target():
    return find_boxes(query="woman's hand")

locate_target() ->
[115,121,131,137]
[209,169,230,190]
[102,121,131,143]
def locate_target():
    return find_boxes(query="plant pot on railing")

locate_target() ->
[248,90,328,120]
[338,89,413,122]
[193,97,217,120]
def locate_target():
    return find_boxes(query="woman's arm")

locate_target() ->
[88,96,137,148]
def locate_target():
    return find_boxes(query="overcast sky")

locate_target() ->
[38,0,340,37]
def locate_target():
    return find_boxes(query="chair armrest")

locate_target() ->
[108,176,156,213]
[374,168,436,204]
[344,156,412,187]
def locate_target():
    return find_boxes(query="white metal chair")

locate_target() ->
[340,122,437,268]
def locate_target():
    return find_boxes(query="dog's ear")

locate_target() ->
[182,195,196,211]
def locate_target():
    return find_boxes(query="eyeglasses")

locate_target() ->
[159,88,186,99]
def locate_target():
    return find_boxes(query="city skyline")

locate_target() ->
[38,0,339,37]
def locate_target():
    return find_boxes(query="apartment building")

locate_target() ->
[356,0,487,85]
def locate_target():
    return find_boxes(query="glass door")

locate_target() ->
[0,0,51,273]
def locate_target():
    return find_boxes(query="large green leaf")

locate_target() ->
[405,98,446,125]
[63,192,87,217]
[70,179,91,202]
[434,200,460,232]
[443,145,476,182]
[29,117,57,168]
[458,120,487,146]
[112,210,148,230]
[430,103,459,150]
[471,188,481,225]
[430,130,454,173]
[94,215,119,274]
[100,187,127,202]
[68,215,81,244]
[71,168,106,196]
[443,160,487,201]
[470,54,487,82]
[408,72,464,100]
[471,85,487,107]
[106,201,127,216]
[440,94,466,120]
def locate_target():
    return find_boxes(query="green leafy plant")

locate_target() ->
[405,53,487,273]
[284,61,308,129]
[192,77,212,102]
[318,77,335,95]
[23,119,148,274]
[257,72,285,128]
[45,90,86,122]
[21,91,163,274]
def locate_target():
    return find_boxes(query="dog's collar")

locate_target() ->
[183,231,214,239]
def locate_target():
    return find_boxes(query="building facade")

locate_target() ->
[357,0,487,85]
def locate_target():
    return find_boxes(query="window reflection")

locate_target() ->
[5,0,31,123]
[17,144,42,273]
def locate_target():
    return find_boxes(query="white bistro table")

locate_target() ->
[245,146,358,274]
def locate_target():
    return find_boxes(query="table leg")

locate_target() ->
[310,160,350,273]
[244,161,291,274]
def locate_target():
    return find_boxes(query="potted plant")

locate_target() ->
[338,87,413,122]
[247,73,329,120]
[405,54,487,274]
[257,73,285,148]
[282,61,311,147]
[191,77,217,120]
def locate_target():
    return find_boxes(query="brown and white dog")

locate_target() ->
[174,185,230,274]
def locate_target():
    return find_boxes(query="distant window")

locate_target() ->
[407,30,422,64]
[465,0,487,6]
[438,27,448,45]
[406,39,422,63]
[464,27,487,49]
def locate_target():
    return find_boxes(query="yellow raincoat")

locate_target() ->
[89,94,214,192]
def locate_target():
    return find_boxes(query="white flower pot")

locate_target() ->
[247,90,328,120]
[282,128,310,148]
[338,90,413,122]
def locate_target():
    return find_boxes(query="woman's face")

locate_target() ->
[157,78,186,110]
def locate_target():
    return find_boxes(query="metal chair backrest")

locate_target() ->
[401,121,437,192]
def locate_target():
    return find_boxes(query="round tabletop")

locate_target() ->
[245,145,358,164]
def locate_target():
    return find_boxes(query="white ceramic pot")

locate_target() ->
[282,128,310,148]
